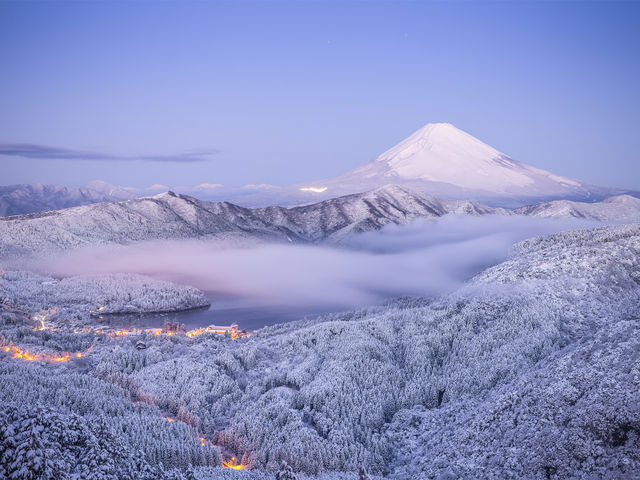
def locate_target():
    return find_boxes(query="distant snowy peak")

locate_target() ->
[342,123,581,193]
[291,122,635,206]
[358,124,521,188]
[516,194,640,221]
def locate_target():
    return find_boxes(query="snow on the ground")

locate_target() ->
[1,223,639,479]
[0,270,210,318]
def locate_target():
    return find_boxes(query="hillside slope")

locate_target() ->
[1,221,639,478]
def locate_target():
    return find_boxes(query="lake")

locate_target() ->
[93,293,346,332]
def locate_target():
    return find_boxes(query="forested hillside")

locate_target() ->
[1,223,638,479]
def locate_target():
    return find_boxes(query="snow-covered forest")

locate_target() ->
[0,271,210,319]
[1,222,639,479]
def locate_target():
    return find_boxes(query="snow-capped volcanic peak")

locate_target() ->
[348,123,580,193]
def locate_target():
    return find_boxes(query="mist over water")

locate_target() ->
[33,215,607,319]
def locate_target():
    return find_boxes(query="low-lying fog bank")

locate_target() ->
[18,215,608,315]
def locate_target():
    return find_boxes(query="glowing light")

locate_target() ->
[200,437,206,446]
[186,328,203,338]
[32,315,251,340]
[32,307,60,331]
[11,348,36,361]
[166,417,174,422]
[3,344,86,363]
[222,457,246,470]
[300,187,328,193]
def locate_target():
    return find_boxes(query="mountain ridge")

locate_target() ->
[0,185,499,256]
[1,184,639,257]
[515,194,640,220]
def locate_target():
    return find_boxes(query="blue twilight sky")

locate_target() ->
[0,0,639,190]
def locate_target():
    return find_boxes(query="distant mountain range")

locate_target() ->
[515,194,640,221]
[2,184,639,257]
[0,181,134,216]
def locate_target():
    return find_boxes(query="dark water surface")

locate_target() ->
[96,294,345,332]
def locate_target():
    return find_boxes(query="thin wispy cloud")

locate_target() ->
[0,143,220,163]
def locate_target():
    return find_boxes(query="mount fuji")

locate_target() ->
[287,123,630,207]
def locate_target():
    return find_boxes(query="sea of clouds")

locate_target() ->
[34,215,606,309]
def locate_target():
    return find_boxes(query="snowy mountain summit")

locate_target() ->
[352,123,579,191]
[294,122,630,206]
